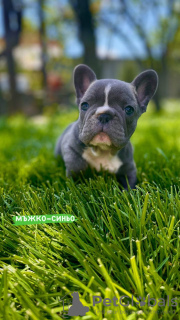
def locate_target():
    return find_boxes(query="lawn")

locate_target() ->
[0,100,180,320]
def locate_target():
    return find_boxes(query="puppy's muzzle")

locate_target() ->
[95,106,115,124]
[98,113,113,124]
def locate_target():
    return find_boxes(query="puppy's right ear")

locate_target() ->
[131,70,158,113]
[73,64,96,105]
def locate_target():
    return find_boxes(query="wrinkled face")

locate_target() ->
[74,64,158,151]
[78,79,141,150]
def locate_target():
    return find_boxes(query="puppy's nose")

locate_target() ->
[98,113,113,124]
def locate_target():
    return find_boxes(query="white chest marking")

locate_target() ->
[82,147,122,173]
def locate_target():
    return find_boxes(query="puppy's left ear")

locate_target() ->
[132,70,158,112]
[74,64,97,105]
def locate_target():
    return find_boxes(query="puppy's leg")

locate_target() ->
[63,147,88,178]
[116,172,137,190]
[116,164,137,190]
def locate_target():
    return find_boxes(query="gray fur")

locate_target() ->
[55,64,158,189]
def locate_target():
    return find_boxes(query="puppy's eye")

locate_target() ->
[125,106,134,115]
[81,102,89,111]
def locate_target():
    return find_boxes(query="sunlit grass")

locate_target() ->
[0,100,180,319]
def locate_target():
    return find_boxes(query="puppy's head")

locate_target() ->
[74,64,158,150]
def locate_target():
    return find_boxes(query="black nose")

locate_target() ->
[98,113,113,124]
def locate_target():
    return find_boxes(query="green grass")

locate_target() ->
[0,100,180,320]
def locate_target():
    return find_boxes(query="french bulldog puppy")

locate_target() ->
[55,64,158,189]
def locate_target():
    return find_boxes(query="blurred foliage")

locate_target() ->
[1,0,180,114]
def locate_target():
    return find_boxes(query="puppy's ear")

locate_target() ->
[74,64,96,105]
[132,70,158,112]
